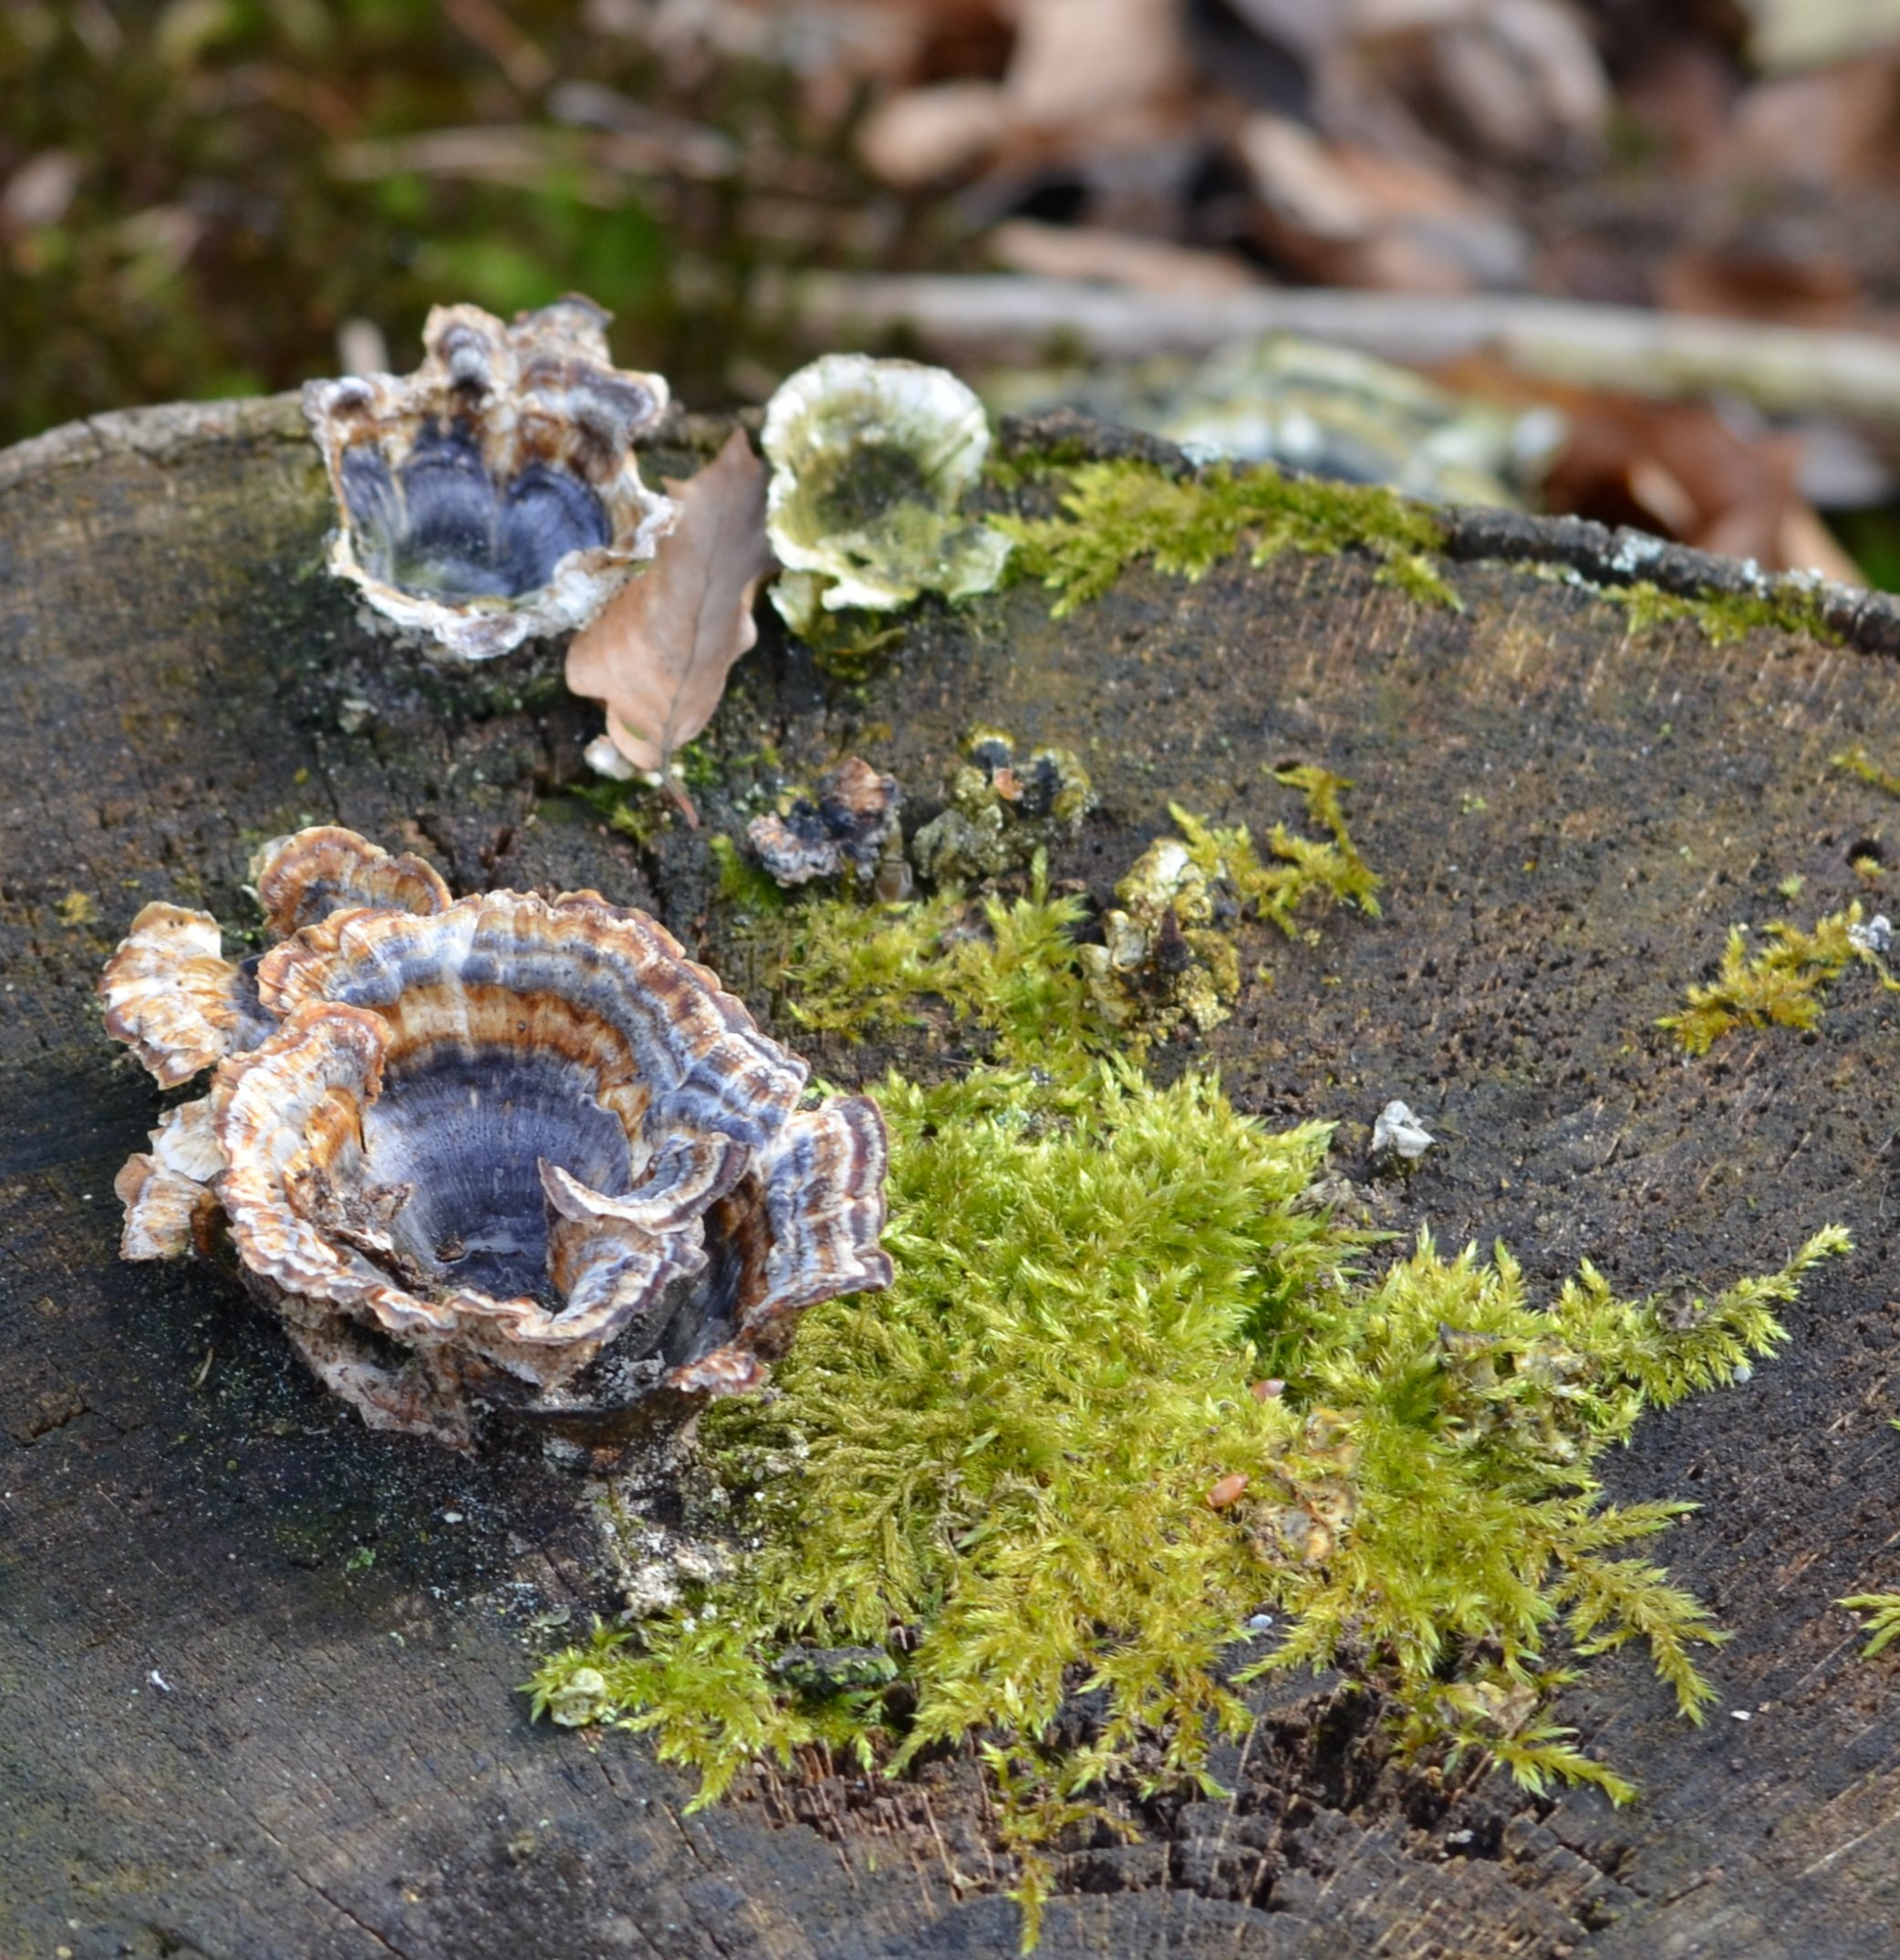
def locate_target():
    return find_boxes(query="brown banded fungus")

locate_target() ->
[303,297,673,663]
[99,826,891,1450]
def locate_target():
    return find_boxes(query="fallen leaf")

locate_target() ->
[566,427,774,823]
[1355,0,1610,173]
[1538,391,1864,577]
[987,217,1262,295]
[856,0,1189,189]
[1237,111,1527,292]
[857,78,1012,186]
[1003,0,1188,129]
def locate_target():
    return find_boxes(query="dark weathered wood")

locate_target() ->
[4,398,1899,1960]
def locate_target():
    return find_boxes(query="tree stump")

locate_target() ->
[3,396,1898,1960]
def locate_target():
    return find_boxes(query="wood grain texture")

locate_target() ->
[4,399,1899,1959]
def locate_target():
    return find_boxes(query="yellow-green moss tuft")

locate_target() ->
[1602,579,1838,648]
[1660,902,1895,1054]
[781,856,1106,1077]
[1841,1593,1900,1658]
[1833,743,1900,799]
[780,776,1379,1066]
[526,1042,1847,1941]
[994,458,1459,617]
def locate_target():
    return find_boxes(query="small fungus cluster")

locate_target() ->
[909,728,1095,887]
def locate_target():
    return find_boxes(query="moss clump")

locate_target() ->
[782,775,1377,1067]
[524,790,1849,1947]
[709,833,788,916]
[1660,902,1895,1054]
[1842,1593,1900,1658]
[527,1041,1847,1943]
[1833,743,1900,799]
[1599,579,1838,648]
[1078,777,1380,1049]
[1186,765,1384,933]
[994,457,1459,617]
[782,856,1105,1077]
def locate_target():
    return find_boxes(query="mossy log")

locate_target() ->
[5,396,1900,1960]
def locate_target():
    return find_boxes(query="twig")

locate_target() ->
[790,273,1900,426]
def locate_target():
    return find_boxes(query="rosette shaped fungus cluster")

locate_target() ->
[304,297,674,662]
[100,828,891,1450]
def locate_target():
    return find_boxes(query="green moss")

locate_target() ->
[524,832,1853,1944]
[1073,779,1378,1050]
[1185,765,1383,933]
[527,1041,1848,1941]
[994,458,1459,617]
[1833,743,1900,799]
[1659,902,1895,1054]
[1600,579,1838,648]
[1841,1593,1900,1659]
[519,778,1860,1945]
[784,778,1378,1065]
[783,856,1106,1079]
[709,834,786,917]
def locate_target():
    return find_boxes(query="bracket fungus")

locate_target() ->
[303,297,673,663]
[762,353,1011,636]
[99,827,891,1451]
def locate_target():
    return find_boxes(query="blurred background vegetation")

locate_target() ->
[11,0,1900,583]
[0,0,903,437]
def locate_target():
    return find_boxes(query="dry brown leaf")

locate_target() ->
[986,218,1262,295]
[1537,391,1864,578]
[566,427,773,821]
[1003,0,1188,128]
[857,78,1012,185]
[1237,111,1526,291]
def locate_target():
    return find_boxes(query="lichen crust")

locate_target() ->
[302,296,674,663]
[98,826,891,1449]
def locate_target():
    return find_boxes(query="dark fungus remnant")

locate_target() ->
[746,756,903,889]
[99,826,892,1452]
[303,297,673,662]
[769,1644,898,1699]
[909,727,1095,886]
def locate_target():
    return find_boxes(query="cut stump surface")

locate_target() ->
[3,398,1898,1960]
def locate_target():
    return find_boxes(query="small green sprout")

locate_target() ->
[1660,902,1896,1054]
[1840,1593,1900,1659]
[1833,744,1900,799]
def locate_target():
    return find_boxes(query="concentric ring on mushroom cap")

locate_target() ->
[213,993,739,1364]
[256,888,806,1148]
[99,902,274,1088]
[252,824,451,938]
